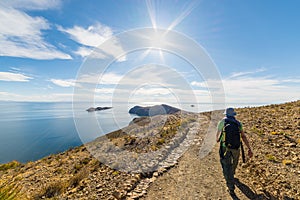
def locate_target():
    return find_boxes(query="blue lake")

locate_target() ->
[0,102,133,164]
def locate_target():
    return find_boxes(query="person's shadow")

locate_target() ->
[231,178,278,200]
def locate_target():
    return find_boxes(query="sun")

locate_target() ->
[142,0,200,62]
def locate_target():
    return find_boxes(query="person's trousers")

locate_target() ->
[220,147,240,191]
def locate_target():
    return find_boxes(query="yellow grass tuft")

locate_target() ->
[265,154,277,162]
[282,160,292,165]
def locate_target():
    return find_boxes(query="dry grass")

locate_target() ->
[0,161,21,171]
[34,181,67,199]
[69,168,89,188]
[0,182,25,200]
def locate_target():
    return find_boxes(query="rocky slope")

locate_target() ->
[0,101,299,199]
[235,101,300,199]
[143,100,300,200]
[0,111,207,199]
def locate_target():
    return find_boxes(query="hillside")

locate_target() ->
[143,101,300,200]
[0,101,299,199]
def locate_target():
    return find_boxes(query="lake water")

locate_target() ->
[0,102,133,164]
[0,101,262,164]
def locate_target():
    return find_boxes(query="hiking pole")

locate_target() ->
[241,141,246,163]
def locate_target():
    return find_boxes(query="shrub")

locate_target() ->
[157,138,165,145]
[69,168,89,188]
[80,157,90,165]
[187,117,197,123]
[0,161,21,171]
[73,163,82,172]
[36,181,67,199]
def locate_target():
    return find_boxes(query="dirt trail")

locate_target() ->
[142,142,259,200]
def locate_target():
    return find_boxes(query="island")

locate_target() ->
[129,104,181,116]
[86,107,112,112]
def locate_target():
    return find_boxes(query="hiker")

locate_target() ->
[216,108,253,196]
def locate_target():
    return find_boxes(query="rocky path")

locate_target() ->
[142,141,259,200]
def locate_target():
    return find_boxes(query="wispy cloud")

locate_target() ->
[58,23,126,61]
[229,67,266,78]
[76,72,123,85]
[50,72,123,88]
[1,0,62,10]
[191,81,206,87]
[134,87,172,96]
[50,79,76,87]
[0,1,71,60]
[0,72,32,82]
[74,47,107,59]
[0,91,73,102]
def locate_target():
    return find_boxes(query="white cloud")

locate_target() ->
[191,81,206,87]
[75,47,107,59]
[0,72,32,82]
[281,79,300,83]
[50,72,123,88]
[191,76,300,103]
[76,65,186,88]
[77,72,123,85]
[58,23,126,61]
[58,23,113,47]
[95,88,115,94]
[134,87,172,96]
[0,3,71,60]
[50,79,76,87]
[0,0,61,10]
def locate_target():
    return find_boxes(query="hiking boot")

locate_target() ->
[227,189,235,195]
[234,178,240,185]
[227,189,236,196]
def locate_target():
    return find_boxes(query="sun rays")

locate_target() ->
[146,0,200,32]
[141,0,200,62]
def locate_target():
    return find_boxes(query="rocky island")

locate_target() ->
[129,104,181,116]
[86,106,112,112]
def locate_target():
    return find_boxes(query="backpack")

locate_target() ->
[222,118,241,149]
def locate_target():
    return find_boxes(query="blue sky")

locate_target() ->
[0,0,299,106]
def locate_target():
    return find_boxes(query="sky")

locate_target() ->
[0,0,299,106]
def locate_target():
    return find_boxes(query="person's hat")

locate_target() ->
[224,107,236,116]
